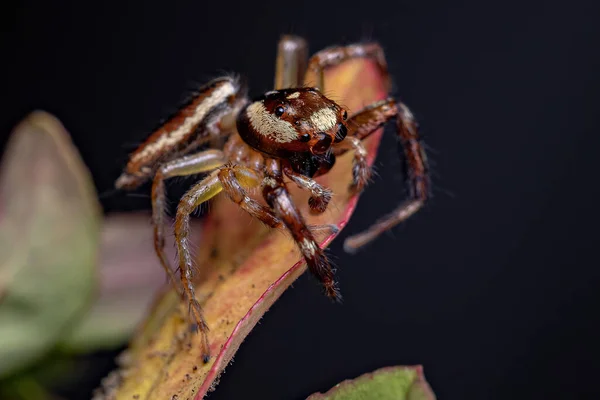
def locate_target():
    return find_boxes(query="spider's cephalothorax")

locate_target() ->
[236,87,347,179]
[237,87,347,159]
[115,35,430,363]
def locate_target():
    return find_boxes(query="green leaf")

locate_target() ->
[306,366,436,400]
[0,111,101,377]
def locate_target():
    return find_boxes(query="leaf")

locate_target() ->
[60,213,188,352]
[305,365,436,400]
[96,57,388,400]
[0,111,101,377]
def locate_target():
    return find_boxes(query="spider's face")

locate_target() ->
[236,87,348,158]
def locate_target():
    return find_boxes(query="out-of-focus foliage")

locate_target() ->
[0,112,169,399]
[0,111,101,378]
[306,366,436,400]
[60,213,187,353]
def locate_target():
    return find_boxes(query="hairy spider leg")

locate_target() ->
[334,98,430,252]
[306,42,391,92]
[333,98,399,192]
[263,161,341,302]
[174,165,278,362]
[302,41,394,193]
[275,35,309,90]
[259,39,392,300]
[300,41,398,198]
[169,36,313,361]
[334,136,371,193]
[151,150,227,290]
[304,43,429,250]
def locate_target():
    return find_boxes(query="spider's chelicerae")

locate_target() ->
[115,35,429,362]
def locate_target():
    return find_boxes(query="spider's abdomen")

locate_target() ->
[116,77,243,189]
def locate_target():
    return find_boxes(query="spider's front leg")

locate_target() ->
[263,161,341,301]
[334,98,430,252]
[174,164,280,362]
[306,42,390,92]
[333,136,371,193]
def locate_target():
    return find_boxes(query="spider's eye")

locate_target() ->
[311,133,332,154]
[343,110,348,120]
[275,106,285,117]
[299,133,311,142]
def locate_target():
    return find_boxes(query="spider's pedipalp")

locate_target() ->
[283,165,333,214]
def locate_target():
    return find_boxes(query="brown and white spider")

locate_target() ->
[114,35,429,362]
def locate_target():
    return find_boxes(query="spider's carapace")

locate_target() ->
[238,87,347,158]
[115,35,430,363]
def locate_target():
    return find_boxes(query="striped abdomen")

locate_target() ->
[116,77,244,189]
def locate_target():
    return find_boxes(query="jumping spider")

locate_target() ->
[115,35,429,362]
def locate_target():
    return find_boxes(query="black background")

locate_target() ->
[2,1,599,399]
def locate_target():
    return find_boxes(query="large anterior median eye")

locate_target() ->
[335,123,347,142]
[275,106,285,117]
[312,133,332,154]
[299,133,311,142]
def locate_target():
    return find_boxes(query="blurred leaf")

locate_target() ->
[96,57,388,400]
[0,111,101,378]
[61,213,199,352]
[305,366,436,400]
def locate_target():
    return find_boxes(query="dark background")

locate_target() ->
[1,0,599,399]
